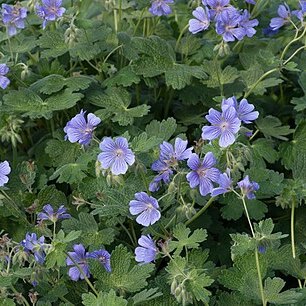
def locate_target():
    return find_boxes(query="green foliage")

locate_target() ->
[1,89,83,119]
[82,290,128,306]
[169,223,207,256]
[91,245,154,293]
[264,277,302,304]
[89,87,150,125]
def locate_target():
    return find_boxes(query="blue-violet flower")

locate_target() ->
[186,152,220,196]
[211,169,232,196]
[66,244,90,281]
[237,175,259,199]
[0,161,11,186]
[87,249,111,273]
[189,6,211,34]
[64,110,101,146]
[21,233,47,264]
[129,192,161,227]
[149,0,173,16]
[1,4,27,36]
[35,0,66,29]
[37,204,71,223]
[202,106,241,147]
[270,4,291,30]
[135,235,158,264]
[98,137,135,175]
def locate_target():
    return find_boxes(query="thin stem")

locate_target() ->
[254,249,266,306]
[249,129,259,141]
[283,45,306,65]
[175,24,189,52]
[243,68,279,99]
[290,198,303,289]
[185,197,215,226]
[119,221,136,246]
[103,45,123,64]
[66,254,99,296]
[280,26,306,61]
[241,196,255,237]
[53,222,56,239]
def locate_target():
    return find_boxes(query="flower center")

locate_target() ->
[220,121,229,131]
[99,255,106,263]
[115,149,124,157]
[197,167,207,177]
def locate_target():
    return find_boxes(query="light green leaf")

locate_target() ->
[82,290,127,306]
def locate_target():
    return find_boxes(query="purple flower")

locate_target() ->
[293,1,306,21]
[189,6,211,34]
[87,249,111,273]
[245,0,256,4]
[239,10,259,38]
[37,204,71,223]
[221,96,259,124]
[35,0,66,29]
[149,0,173,16]
[149,138,192,192]
[270,4,291,30]
[237,175,259,199]
[1,4,27,36]
[262,26,279,36]
[98,137,135,175]
[186,152,220,196]
[0,64,10,90]
[64,110,101,146]
[203,0,231,21]
[0,161,11,186]
[135,235,158,264]
[149,160,173,192]
[129,192,161,227]
[216,10,246,41]
[258,245,266,254]
[211,169,232,196]
[66,244,90,281]
[159,138,193,166]
[202,106,241,147]
[21,233,46,264]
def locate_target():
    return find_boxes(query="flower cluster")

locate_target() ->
[35,0,66,29]
[1,4,27,37]
[149,0,174,16]
[149,138,193,192]
[66,244,111,281]
[189,1,259,42]
[202,96,258,148]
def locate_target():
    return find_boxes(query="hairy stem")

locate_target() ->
[255,249,266,306]
[185,197,215,226]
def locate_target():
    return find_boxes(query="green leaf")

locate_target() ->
[145,118,177,141]
[132,36,175,77]
[230,233,256,258]
[30,74,93,94]
[256,116,293,140]
[169,223,207,256]
[165,64,207,90]
[202,61,239,88]
[91,245,154,293]
[130,132,161,153]
[251,138,279,166]
[82,290,128,306]
[264,277,302,304]
[103,66,141,87]
[2,89,83,119]
[89,87,150,126]
[37,185,67,210]
[131,288,163,305]
[38,30,68,58]
[45,242,67,268]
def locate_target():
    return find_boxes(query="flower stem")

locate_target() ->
[185,197,215,226]
[241,196,255,237]
[290,198,303,289]
[10,286,30,306]
[254,249,266,306]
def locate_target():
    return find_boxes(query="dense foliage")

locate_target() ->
[1,0,306,305]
